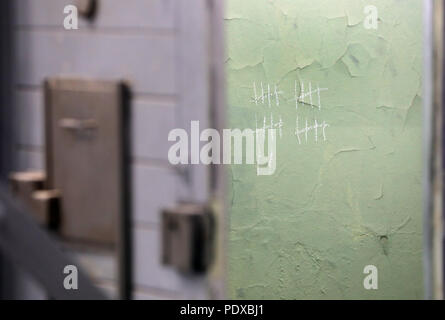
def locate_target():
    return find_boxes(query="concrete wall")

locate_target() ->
[226,0,424,299]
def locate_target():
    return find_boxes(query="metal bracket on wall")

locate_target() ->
[9,171,60,230]
[76,0,98,20]
[162,203,214,274]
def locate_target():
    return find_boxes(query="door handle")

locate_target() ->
[58,118,98,132]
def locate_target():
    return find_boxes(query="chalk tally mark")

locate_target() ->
[294,80,328,110]
[252,82,284,107]
[295,117,329,145]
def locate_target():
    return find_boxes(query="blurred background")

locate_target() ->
[0,0,224,300]
[0,0,443,300]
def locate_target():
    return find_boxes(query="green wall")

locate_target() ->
[226,0,424,299]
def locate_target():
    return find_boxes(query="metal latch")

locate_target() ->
[9,171,61,230]
[162,203,213,274]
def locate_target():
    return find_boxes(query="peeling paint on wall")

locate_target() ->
[226,0,423,299]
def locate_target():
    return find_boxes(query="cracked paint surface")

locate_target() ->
[226,0,423,299]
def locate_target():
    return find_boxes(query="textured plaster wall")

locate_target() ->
[226,0,423,299]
